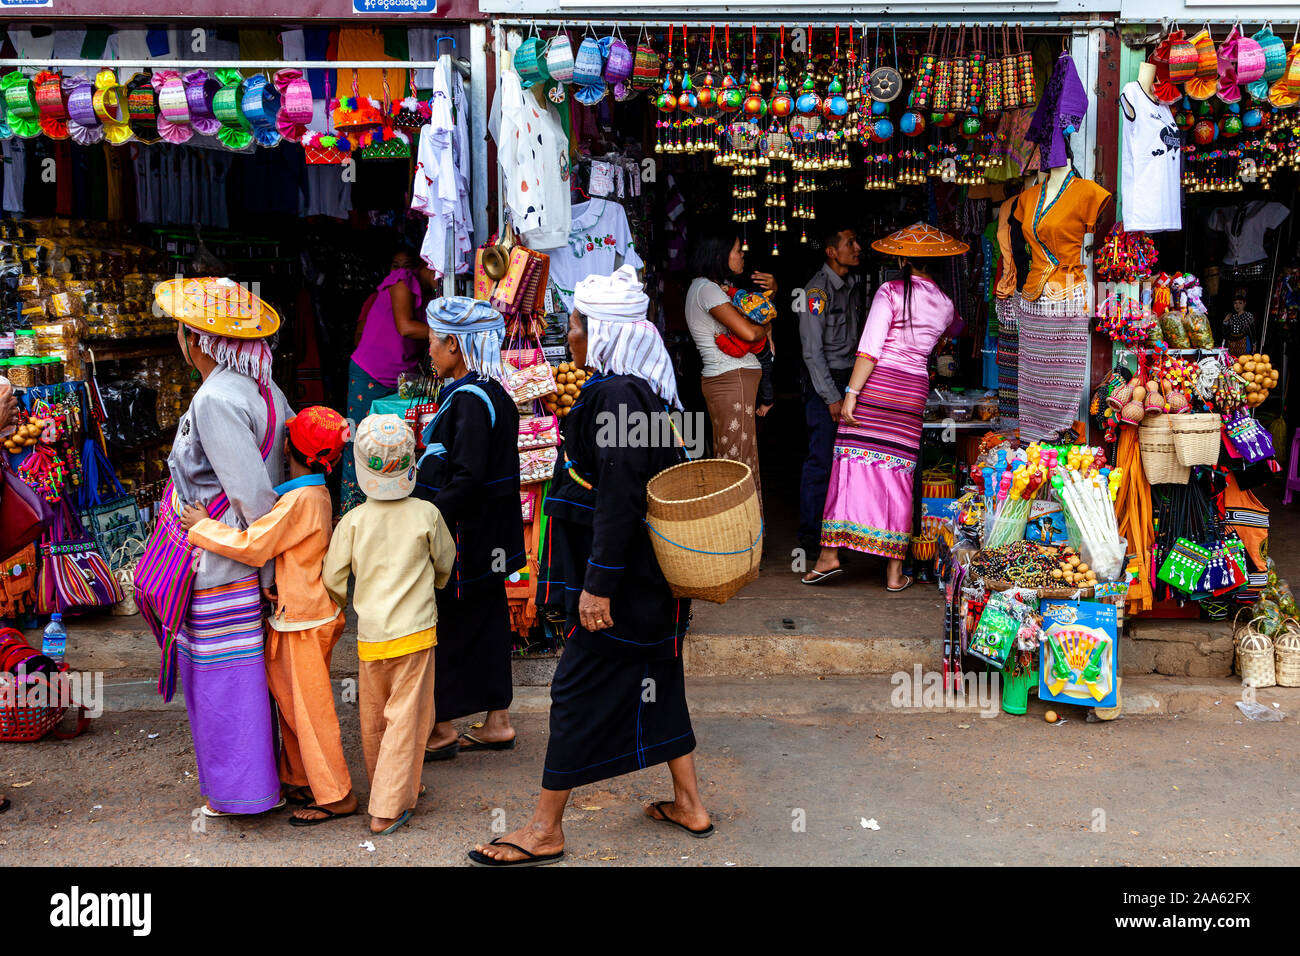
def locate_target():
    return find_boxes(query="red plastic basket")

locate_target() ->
[0,639,91,743]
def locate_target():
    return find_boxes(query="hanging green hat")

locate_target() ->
[212,69,252,150]
[1,73,41,139]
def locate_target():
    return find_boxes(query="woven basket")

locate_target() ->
[1170,412,1222,466]
[1139,416,1190,485]
[1275,625,1300,687]
[645,458,762,604]
[1236,621,1276,687]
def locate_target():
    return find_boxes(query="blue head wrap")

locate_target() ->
[426,296,506,384]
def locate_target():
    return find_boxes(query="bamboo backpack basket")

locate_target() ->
[1170,412,1222,467]
[645,458,762,604]
[1275,623,1300,687]
[1235,614,1276,688]
[1138,416,1190,485]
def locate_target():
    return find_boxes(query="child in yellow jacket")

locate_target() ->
[322,414,457,835]
[183,407,356,827]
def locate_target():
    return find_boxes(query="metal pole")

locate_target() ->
[469,21,490,250]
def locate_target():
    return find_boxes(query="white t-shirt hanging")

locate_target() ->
[496,72,571,250]
[547,199,643,311]
[1208,201,1290,265]
[1119,81,1181,233]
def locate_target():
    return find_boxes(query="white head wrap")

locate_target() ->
[574,265,681,409]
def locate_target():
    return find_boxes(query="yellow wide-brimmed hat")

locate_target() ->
[872,223,970,257]
[154,276,280,338]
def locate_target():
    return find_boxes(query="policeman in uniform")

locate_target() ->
[797,226,864,564]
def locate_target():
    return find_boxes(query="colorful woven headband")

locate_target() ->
[64,75,104,146]
[183,70,221,136]
[211,69,252,150]
[34,71,69,140]
[601,36,633,85]
[123,72,160,145]
[153,70,194,144]
[545,35,575,83]
[93,70,134,145]
[1216,28,1244,104]
[1,73,41,139]
[241,74,282,147]
[1166,31,1197,85]
[572,37,607,105]
[273,69,313,142]
[1269,44,1300,109]
[513,37,549,89]
[1250,25,1289,99]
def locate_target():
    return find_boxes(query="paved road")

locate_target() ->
[3,696,1297,866]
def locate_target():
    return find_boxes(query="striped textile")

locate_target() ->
[820,364,929,560]
[1016,285,1090,441]
[177,574,280,814]
[995,295,1020,429]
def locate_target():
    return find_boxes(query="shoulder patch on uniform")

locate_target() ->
[806,287,829,315]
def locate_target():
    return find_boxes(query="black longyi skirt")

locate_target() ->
[541,638,696,791]
[434,581,515,723]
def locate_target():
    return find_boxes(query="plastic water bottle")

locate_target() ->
[42,613,66,665]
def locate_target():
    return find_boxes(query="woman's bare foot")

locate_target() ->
[644,799,711,833]
[426,721,459,750]
[472,821,564,863]
[802,547,841,582]
[291,791,358,823]
[463,711,517,746]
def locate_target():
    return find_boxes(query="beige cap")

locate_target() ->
[353,414,417,501]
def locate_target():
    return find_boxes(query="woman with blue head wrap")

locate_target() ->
[413,296,524,759]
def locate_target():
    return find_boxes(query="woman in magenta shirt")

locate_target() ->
[342,246,437,510]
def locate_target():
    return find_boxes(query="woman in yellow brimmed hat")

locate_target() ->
[803,224,967,593]
[152,275,293,818]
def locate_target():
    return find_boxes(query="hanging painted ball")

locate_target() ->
[1175,108,1194,130]
[869,117,895,142]
[870,99,889,117]
[677,89,699,114]
[930,111,957,128]
[1221,113,1243,137]
[960,116,982,138]
[770,93,793,117]
[743,94,767,117]
[1192,119,1218,145]
[900,111,926,137]
[796,90,822,115]
[656,91,678,113]
[1243,108,1264,129]
[825,94,850,118]
[697,73,715,108]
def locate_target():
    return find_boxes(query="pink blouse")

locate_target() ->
[856,276,958,372]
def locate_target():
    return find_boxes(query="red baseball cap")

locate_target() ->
[287,406,349,473]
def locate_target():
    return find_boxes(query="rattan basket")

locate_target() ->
[1170,412,1222,467]
[645,458,762,604]
[1275,624,1300,687]
[1139,416,1191,485]
[1236,619,1276,688]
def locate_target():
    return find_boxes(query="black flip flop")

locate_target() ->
[467,837,564,867]
[458,732,516,753]
[886,575,915,593]
[288,804,358,828]
[424,740,461,762]
[648,800,715,839]
[0,797,10,814]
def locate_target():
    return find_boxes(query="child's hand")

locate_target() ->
[180,501,210,533]
[750,271,778,294]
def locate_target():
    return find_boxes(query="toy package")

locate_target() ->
[1038,599,1118,708]
[968,591,1037,670]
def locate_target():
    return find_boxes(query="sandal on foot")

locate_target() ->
[374,809,413,836]
[467,837,565,867]
[458,732,516,753]
[423,740,460,762]
[801,568,842,586]
[288,804,357,827]
[647,800,715,839]
[886,575,915,593]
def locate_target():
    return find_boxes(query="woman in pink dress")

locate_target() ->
[806,225,968,592]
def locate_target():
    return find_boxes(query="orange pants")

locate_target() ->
[266,616,352,806]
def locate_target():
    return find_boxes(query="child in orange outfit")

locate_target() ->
[182,406,357,827]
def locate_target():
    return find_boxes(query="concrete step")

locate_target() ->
[89,673,1298,720]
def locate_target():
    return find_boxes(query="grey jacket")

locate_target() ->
[168,366,290,590]
[799,264,864,406]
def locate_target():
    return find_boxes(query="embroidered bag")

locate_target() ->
[1225,411,1275,463]
[0,543,37,618]
[134,385,277,702]
[36,499,123,616]
[1156,537,1212,593]
[503,345,558,404]
[77,437,145,570]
